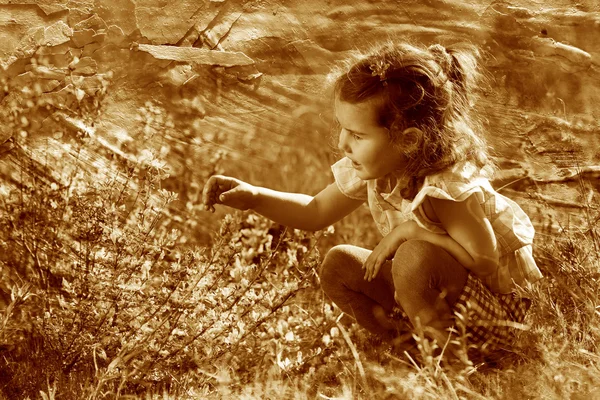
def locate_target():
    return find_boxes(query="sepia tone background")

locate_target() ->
[0,0,599,243]
[0,1,600,398]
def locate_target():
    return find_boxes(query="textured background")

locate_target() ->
[1,0,599,243]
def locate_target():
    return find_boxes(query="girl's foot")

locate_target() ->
[373,305,411,331]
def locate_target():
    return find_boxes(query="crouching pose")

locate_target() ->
[202,41,542,359]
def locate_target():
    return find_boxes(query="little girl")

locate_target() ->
[202,42,543,357]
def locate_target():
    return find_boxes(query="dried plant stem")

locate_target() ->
[335,319,367,393]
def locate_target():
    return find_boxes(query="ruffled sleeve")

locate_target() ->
[331,157,368,201]
[407,162,541,293]
[409,163,488,233]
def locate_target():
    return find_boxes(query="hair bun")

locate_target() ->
[428,44,453,76]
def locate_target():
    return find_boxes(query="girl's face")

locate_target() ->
[335,98,407,180]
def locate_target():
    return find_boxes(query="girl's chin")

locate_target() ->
[355,168,375,180]
[355,167,389,181]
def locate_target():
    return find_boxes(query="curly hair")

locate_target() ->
[333,41,492,199]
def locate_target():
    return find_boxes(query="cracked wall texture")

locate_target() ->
[1,0,599,238]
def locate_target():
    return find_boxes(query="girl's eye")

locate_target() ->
[338,125,362,141]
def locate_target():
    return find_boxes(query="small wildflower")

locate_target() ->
[284,330,295,342]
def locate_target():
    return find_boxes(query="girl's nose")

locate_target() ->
[338,129,351,153]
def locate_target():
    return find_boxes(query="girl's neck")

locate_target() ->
[376,170,410,194]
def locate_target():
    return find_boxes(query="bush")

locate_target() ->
[0,153,335,398]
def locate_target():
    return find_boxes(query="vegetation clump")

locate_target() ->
[0,56,599,400]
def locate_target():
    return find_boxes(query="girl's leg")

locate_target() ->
[392,239,468,342]
[319,245,397,338]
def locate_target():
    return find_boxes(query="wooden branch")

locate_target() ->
[493,166,600,191]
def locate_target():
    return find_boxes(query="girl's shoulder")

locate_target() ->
[420,161,492,198]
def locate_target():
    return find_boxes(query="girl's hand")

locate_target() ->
[201,175,258,212]
[363,220,418,282]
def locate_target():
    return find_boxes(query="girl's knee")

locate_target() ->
[394,239,462,273]
[319,245,357,284]
[320,245,353,273]
[395,239,439,262]
[392,240,438,281]
[319,244,368,291]
[392,240,449,289]
[392,239,467,304]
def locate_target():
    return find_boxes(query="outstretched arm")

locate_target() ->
[251,183,364,231]
[202,175,364,231]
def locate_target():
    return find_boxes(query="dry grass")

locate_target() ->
[0,59,599,400]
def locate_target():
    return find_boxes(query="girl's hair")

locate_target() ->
[333,41,491,199]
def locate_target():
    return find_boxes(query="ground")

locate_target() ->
[0,1,599,399]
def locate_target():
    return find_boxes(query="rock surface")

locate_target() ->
[137,43,254,66]
[0,0,599,241]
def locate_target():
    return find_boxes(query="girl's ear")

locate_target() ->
[399,127,423,156]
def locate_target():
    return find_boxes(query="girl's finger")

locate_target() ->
[364,252,374,268]
[370,258,384,281]
[201,181,209,206]
[366,253,380,280]
[371,263,379,280]
[220,187,241,203]
[362,255,371,279]
[202,176,217,206]
[372,262,382,280]
[364,262,372,280]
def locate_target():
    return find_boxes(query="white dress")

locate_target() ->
[331,157,543,294]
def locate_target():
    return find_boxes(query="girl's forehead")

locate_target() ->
[334,98,382,128]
